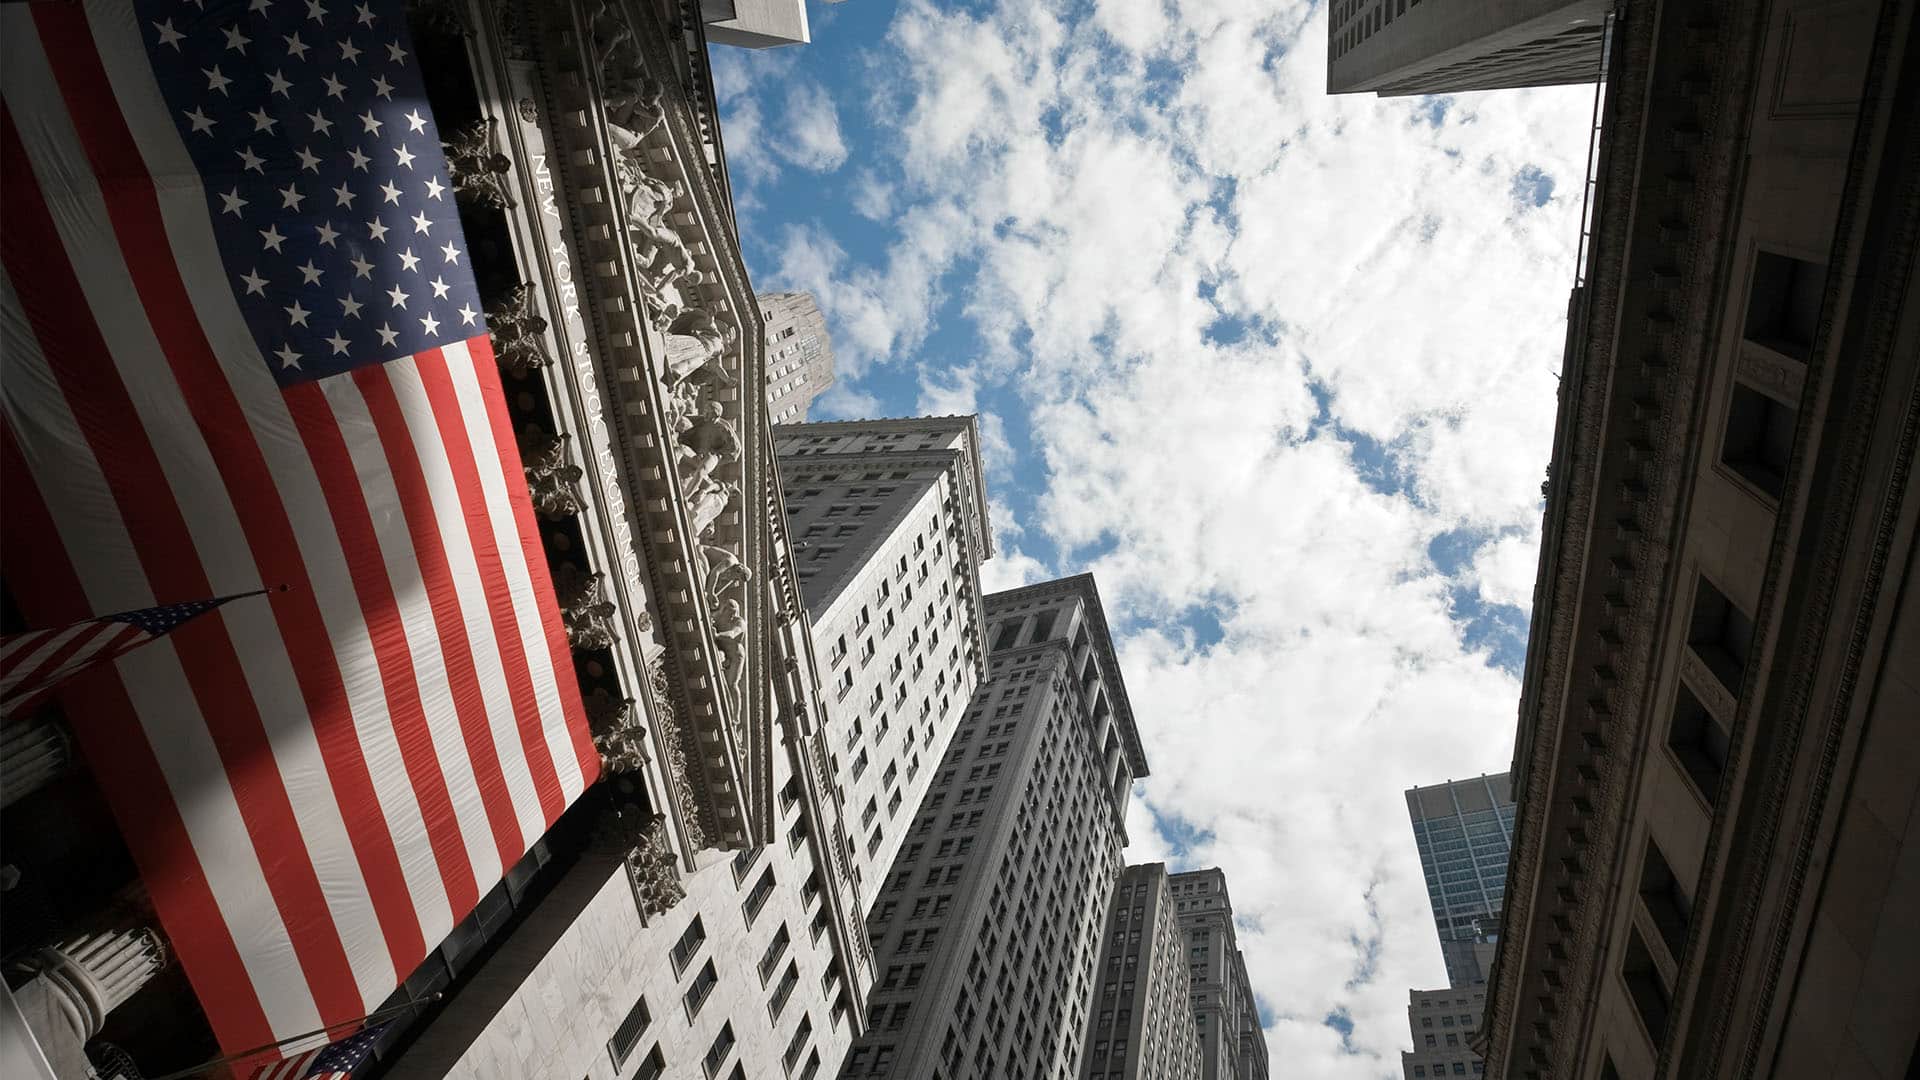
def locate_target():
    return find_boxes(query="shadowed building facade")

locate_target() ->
[776,417,993,911]
[1480,1,1920,1078]
[841,575,1148,1080]
[1326,0,1608,96]
[1168,869,1267,1080]
[1079,863,1202,1080]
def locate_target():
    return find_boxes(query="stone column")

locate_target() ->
[1,714,73,808]
[12,927,168,1043]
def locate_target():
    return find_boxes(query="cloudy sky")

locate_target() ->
[712,0,1594,1073]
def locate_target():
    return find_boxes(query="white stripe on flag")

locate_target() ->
[0,623,93,697]
[386,355,548,847]
[443,339,589,803]
[319,372,505,899]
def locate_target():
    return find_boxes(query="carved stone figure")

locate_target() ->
[711,598,745,684]
[554,565,619,651]
[646,654,704,849]
[487,283,551,378]
[521,431,585,519]
[673,399,741,493]
[612,160,701,318]
[604,75,667,157]
[442,118,515,211]
[662,306,739,387]
[685,477,737,543]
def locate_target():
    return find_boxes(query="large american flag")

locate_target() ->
[0,0,600,1060]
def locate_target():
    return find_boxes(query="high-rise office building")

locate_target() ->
[763,292,839,424]
[1325,0,1607,97]
[841,575,1149,1080]
[1480,1,1920,1077]
[1168,869,1267,1080]
[1406,774,1515,986]
[776,418,993,910]
[1080,863,1202,1080]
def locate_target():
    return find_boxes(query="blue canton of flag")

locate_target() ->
[140,0,486,386]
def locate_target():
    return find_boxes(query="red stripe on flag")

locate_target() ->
[412,346,566,824]
[285,381,479,924]
[30,4,425,985]
[2,102,361,1028]
[351,365,525,874]
[0,423,277,1054]
[465,336,601,791]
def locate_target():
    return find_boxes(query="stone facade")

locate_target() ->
[1080,863,1202,1080]
[778,417,993,911]
[841,575,1148,1080]
[1479,0,1920,1078]
[762,292,838,424]
[1168,869,1266,1080]
[1327,0,1608,96]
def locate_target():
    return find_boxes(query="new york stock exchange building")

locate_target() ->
[0,1,891,1077]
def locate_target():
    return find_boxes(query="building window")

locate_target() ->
[684,960,719,1020]
[1743,250,1825,360]
[606,996,651,1069]
[759,923,792,984]
[670,916,706,974]
[1721,382,1796,500]
[702,1022,736,1078]
[1686,575,1754,695]
[1667,681,1730,806]
[1638,837,1693,963]
[1621,926,1672,1046]
[743,866,777,925]
[770,960,801,1019]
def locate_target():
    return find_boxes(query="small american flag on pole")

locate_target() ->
[0,592,266,716]
[247,1022,390,1080]
[1,0,600,1061]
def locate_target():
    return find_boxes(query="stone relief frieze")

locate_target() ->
[585,0,753,717]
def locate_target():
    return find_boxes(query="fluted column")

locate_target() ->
[16,928,168,1042]
[1,714,74,808]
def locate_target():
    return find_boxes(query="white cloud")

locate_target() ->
[724,0,1594,1072]
[779,81,850,172]
[851,169,895,221]
[1471,528,1544,612]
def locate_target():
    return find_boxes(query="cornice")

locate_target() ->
[1486,0,1764,1072]
[986,574,1148,778]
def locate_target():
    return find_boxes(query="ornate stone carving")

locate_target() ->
[412,0,474,36]
[586,689,648,773]
[623,814,684,918]
[521,431,585,519]
[663,306,739,387]
[613,160,702,320]
[487,283,552,378]
[443,117,516,211]
[648,653,704,850]
[553,565,619,651]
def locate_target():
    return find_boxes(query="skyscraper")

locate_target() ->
[1325,0,1607,97]
[1080,863,1202,1080]
[1397,776,1510,1080]
[841,575,1148,1079]
[776,417,994,910]
[762,292,838,424]
[1168,869,1267,1080]
[1405,774,1515,986]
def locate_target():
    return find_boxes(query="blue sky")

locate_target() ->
[710,1,1594,1073]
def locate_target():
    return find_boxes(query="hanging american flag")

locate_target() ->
[248,1022,390,1080]
[0,591,268,716]
[0,0,600,1061]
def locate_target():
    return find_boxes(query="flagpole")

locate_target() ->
[138,995,439,1080]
